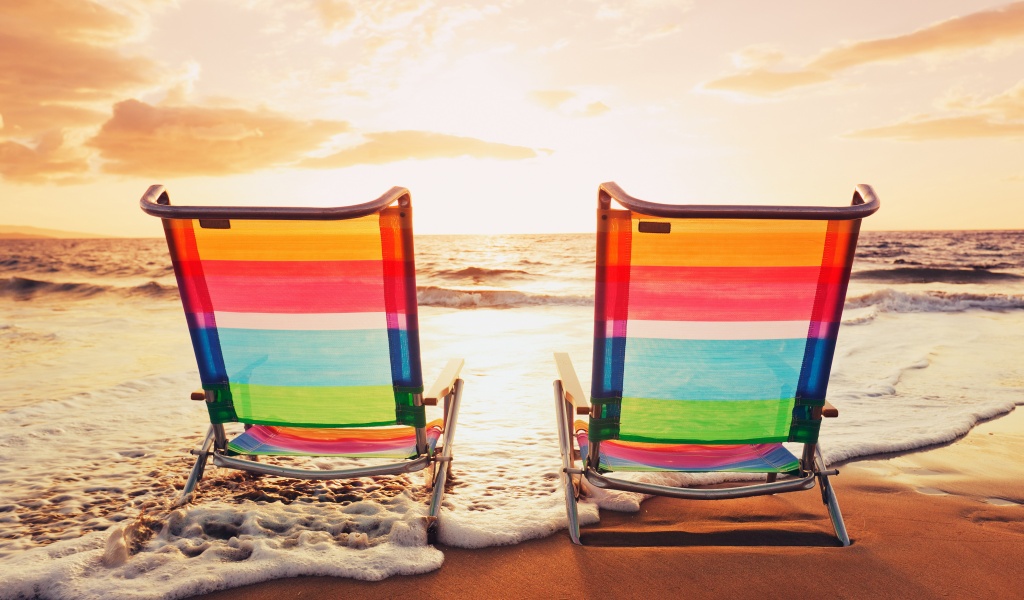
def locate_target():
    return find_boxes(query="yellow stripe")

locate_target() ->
[630,217,828,267]
[192,215,383,261]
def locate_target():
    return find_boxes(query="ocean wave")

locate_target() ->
[852,267,1022,284]
[417,286,591,308]
[431,266,532,282]
[0,276,178,301]
[847,289,1024,313]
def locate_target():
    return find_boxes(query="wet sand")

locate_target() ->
[194,409,1024,599]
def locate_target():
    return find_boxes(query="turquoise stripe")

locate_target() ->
[218,328,392,387]
[622,337,806,401]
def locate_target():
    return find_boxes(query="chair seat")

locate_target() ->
[575,421,799,474]
[227,419,444,459]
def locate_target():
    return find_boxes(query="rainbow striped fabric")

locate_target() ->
[575,422,799,472]
[587,211,860,473]
[228,419,443,459]
[161,206,425,456]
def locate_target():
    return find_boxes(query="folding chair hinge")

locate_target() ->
[433,456,453,463]
[819,468,839,477]
[564,467,583,475]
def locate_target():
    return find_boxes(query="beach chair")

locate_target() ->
[554,182,879,545]
[141,185,463,536]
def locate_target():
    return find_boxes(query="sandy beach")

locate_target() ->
[4,233,1023,599]
[190,408,1024,600]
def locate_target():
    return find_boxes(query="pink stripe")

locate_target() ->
[578,432,792,470]
[204,276,386,313]
[627,266,824,322]
[182,259,397,314]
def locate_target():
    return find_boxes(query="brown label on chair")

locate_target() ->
[638,221,671,234]
[199,219,231,229]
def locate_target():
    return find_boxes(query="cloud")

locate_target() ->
[0,133,89,184]
[705,2,1024,96]
[848,115,1024,140]
[703,70,832,96]
[808,3,1024,72]
[592,0,692,44]
[530,90,577,111]
[2,0,138,43]
[848,80,1024,140]
[970,80,1024,119]
[88,100,349,176]
[0,0,166,182]
[583,101,610,117]
[530,89,611,117]
[0,1,161,136]
[313,0,358,31]
[300,130,538,168]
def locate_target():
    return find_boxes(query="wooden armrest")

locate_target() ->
[423,358,465,405]
[554,352,590,415]
[191,390,206,401]
[822,400,839,418]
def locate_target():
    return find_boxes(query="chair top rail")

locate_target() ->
[140,184,411,221]
[598,181,879,221]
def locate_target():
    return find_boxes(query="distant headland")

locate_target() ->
[0,225,110,239]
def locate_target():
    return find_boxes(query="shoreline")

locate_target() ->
[193,407,1024,599]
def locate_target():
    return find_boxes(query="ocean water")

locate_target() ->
[1,231,1023,598]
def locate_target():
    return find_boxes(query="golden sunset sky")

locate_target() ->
[2,0,1024,236]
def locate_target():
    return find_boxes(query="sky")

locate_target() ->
[2,0,1024,236]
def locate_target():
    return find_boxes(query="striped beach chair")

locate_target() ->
[554,182,879,545]
[141,186,463,535]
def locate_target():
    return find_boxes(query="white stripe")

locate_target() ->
[215,311,388,331]
[626,320,809,340]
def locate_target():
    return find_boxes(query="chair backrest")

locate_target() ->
[142,186,425,429]
[590,183,878,446]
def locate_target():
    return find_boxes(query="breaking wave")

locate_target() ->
[0,277,178,301]
[847,288,1024,313]
[417,286,591,308]
[431,266,532,282]
[852,267,1022,284]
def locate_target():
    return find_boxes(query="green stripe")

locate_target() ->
[230,383,398,427]
[204,383,238,424]
[616,397,795,444]
[789,418,821,443]
[394,390,426,427]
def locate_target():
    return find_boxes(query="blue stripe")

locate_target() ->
[217,328,392,387]
[796,336,839,402]
[592,334,626,400]
[387,327,422,388]
[187,321,227,386]
[622,338,806,401]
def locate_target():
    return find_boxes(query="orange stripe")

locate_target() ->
[629,217,829,267]
[191,215,383,261]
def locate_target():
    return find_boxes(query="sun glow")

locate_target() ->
[3,1,1024,236]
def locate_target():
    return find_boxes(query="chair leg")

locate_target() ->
[427,379,464,544]
[563,471,582,545]
[554,380,582,544]
[819,474,850,546]
[176,425,216,507]
[815,446,850,546]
